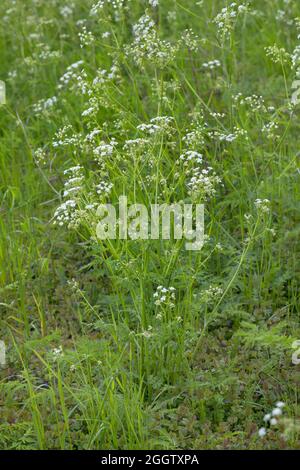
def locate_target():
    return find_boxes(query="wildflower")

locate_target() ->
[67,278,79,292]
[215,243,223,252]
[261,121,279,139]
[52,346,63,360]
[78,26,95,48]
[153,286,176,308]
[52,125,83,149]
[137,123,160,134]
[34,148,47,165]
[92,64,119,86]
[233,93,267,113]
[57,60,86,92]
[123,138,149,150]
[93,139,117,162]
[258,427,266,437]
[258,401,285,437]
[178,150,203,166]
[95,181,113,197]
[181,29,201,52]
[209,127,248,143]
[291,45,300,69]
[200,285,223,303]
[141,326,153,338]
[188,167,221,200]
[32,96,57,115]
[202,60,221,70]
[85,129,101,142]
[127,14,177,67]
[90,1,105,16]
[254,199,270,214]
[183,124,206,148]
[272,408,282,417]
[82,97,99,117]
[90,0,126,17]
[36,43,61,61]
[60,5,73,18]
[53,166,84,226]
[265,44,290,64]
[213,2,249,39]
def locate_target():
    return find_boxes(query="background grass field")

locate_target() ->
[0,0,300,449]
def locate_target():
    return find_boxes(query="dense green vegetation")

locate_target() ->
[0,0,300,449]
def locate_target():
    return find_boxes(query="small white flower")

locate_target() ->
[258,427,266,437]
[272,408,282,417]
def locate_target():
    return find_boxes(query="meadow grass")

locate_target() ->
[0,0,300,450]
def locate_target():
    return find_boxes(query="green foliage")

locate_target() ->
[0,0,300,450]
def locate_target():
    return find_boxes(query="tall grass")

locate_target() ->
[0,0,300,449]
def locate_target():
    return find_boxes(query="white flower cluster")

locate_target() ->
[209,126,248,143]
[258,401,285,438]
[53,165,84,226]
[123,138,149,150]
[90,0,105,15]
[127,14,177,67]
[210,111,225,119]
[90,0,126,16]
[63,173,84,198]
[34,147,47,165]
[95,181,113,197]
[182,125,206,148]
[52,125,83,149]
[213,2,248,38]
[233,93,267,113]
[181,29,201,52]
[82,97,100,117]
[93,64,119,87]
[59,5,74,18]
[137,116,174,136]
[32,96,57,115]
[93,138,118,162]
[57,60,85,92]
[275,8,293,26]
[254,198,270,214]
[52,346,63,360]
[202,59,221,70]
[291,45,300,69]
[78,26,95,48]
[291,25,300,106]
[261,121,279,139]
[177,150,203,167]
[36,44,61,61]
[85,128,101,142]
[265,44,290,64]
[153,286,176,308]
[53,199,77,227]
[188,167,221,200]
[200,285,223,303]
